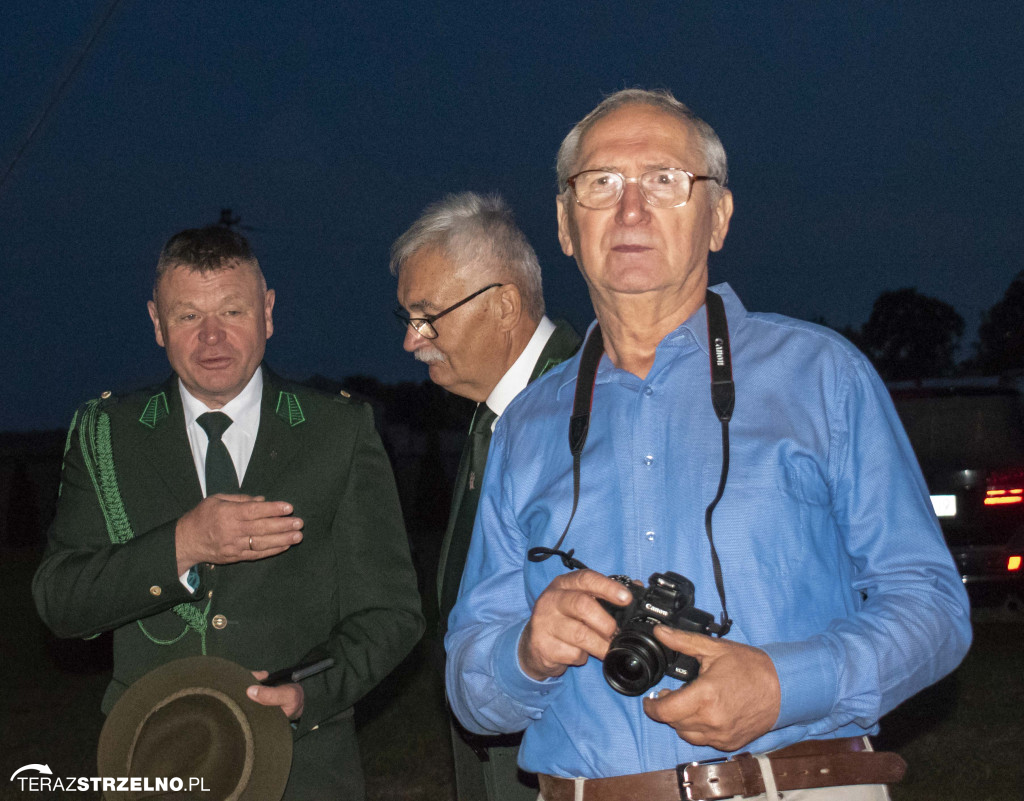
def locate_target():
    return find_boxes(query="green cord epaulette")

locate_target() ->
[76,398,211,652]
[275,391,305,426]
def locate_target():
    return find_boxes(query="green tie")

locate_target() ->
[197,412,240,496]
[439,403,498,626]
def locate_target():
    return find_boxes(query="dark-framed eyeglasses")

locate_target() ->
[393,283,504,340]
[566,168,721,210]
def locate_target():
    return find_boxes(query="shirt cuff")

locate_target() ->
[493,619,566,708]
[178,567,198,593]
[760,639,838,729]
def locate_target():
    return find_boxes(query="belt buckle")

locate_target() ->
[677,757,731,801]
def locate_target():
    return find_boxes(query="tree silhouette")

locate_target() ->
[974,271,1024,373]
[859,288,964,380]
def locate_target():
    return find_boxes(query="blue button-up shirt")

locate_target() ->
[445,284,971,778]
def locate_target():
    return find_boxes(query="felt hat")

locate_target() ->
[97,656,293,801]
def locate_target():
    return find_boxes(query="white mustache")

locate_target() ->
[414,349,446,365]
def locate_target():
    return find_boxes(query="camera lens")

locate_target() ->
[603,630,666,696]
[619,655,645,681]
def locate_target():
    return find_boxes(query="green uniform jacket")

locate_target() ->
[437,319,581,801]
[33,367,424,797]
[437,318,582,623]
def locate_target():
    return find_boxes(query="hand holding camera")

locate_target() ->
[586,570,780,750]
[518,567,720,693]
[641,623,781,752]
[517,570,633,682]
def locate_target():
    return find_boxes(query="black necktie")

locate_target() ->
[197,412,240,496]
[439,403,498,625]
[466,403,497,493]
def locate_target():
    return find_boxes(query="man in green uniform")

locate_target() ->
[390,192,580,801]
[34,225,424,800]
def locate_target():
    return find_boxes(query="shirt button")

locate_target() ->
[645,531,656,542]
[211,614,227,630]
[644,387,654,397]
[149,585,162,597]
[644,454,654,466]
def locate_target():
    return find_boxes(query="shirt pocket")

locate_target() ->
[700,458,828,581]
[701,458,842,638]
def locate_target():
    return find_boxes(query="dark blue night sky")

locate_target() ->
[2,1,1021,431]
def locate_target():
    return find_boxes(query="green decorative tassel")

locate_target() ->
[76,397,210,651]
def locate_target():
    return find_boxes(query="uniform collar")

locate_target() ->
[179,367,263,440]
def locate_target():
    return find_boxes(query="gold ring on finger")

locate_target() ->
[249,535,254,550]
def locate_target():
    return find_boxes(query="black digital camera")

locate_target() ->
[598,571,717,696]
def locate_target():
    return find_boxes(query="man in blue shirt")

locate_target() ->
[445,89,971,800]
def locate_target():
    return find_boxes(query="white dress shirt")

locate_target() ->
[483,316,555,428]
[180,368,263,495]
[177,368,263,587]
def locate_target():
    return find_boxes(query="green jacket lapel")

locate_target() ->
[240,367,302,496]
[137,376,203,509]
[438,321,581,616]
[529,319,583,382]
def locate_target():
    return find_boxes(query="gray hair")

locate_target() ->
[555,88,728,198]
[390,192,545,321]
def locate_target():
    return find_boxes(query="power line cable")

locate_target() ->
[0,0,125,197]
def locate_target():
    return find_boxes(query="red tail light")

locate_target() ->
[985,468,1024,506]
[1008,556,1022,572]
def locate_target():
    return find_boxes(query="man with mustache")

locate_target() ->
[392,192,580,801]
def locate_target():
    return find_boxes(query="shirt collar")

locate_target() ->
[179,367,264,439]
[485,316,556,419]
[672,282,747,357]
[556,283,747,395]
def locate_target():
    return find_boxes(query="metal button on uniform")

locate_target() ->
[207,590,213,599]
[644,454,654,466]
[644,387,654,396]
[645,531,656,542]
[212,614,227,630]
[149,585,162,596]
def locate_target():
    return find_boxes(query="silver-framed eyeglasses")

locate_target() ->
[393,283,504,340]
[567,168,721,210]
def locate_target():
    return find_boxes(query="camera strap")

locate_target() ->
[528,288,734,636]
[525,323,605,573]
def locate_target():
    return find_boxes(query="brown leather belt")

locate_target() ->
[538,737,907,800]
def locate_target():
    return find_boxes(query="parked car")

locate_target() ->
[888,375,1024,604]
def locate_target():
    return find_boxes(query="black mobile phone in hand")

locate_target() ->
[260,657,335,686]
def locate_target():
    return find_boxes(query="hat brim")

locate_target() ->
[98,656,293,801]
